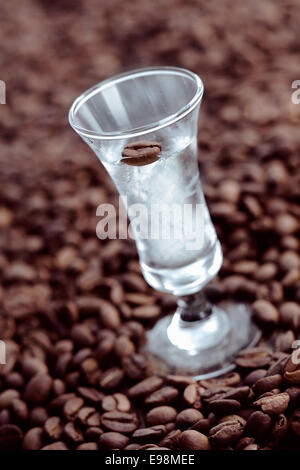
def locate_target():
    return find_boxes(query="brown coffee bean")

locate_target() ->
[114,335,135,357]
[0,409,10,425]
[22,357,48,378]
[124,293,155,305]
[166,375,196,388]
[76,407,101,427]
[98,300,121,330]
[283,350,300,384]
[49,393,76,412]
[235,437,255,450]
[102,393,131,412]
[122,141,161,166]
[200,372,241,389]
[0,389,20,409]
[85,427,103,441]
[129,376,163,399]
[244,369,267,386]
[235,347,272,368]
[99,367,124,390]
[245,411,272,441]
[63,397,84,421]
[0,424,23,450]
[132,304,161,320]
[99,431,129,449]
[267,413,288,446]
[183,384,202,408]
[209,417,245,447]
[208,399,241,415]
[290,409,300,436]
[23,427,43,450]
[11,399,28,421]
[254,263,277,282]
[279,302,300,329]
[101,411,139,434]
[274,213,298,235]
[5,372,24,390]
[266,354,288,376]
[253,374,282,395]
[275,330,295,352]
[41,441,69,450]
[29,407,49,426]
[77,387,103,404]
[76,442,98,450]
[64,422,84,444]
[176,409,203,429]
[132,425,166,443]
[190,413,216,434]
[71,324,95,348]
[53,379,66,397]
[159,429,181,449]
[252,300,279,324]
[253,392,290,415]
[180,430,210,450]
[24,373,53,404]
[122,354,149,380]
[146,406,177,426]
[44,416,63,440]
[145,386,179,406]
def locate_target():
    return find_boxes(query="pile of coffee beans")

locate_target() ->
[0,0,299,450]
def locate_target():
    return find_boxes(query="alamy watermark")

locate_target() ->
[96,197,205,251]
[0,340,6,364]
[291,80,300,104]
[0,80,6,104]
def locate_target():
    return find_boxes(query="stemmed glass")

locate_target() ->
[69,66,260,379]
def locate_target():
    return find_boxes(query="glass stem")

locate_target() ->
[177,290,212,322]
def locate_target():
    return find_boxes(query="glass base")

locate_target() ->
[144,302,261,380]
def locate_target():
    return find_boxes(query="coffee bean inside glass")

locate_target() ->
[69,67,260,378]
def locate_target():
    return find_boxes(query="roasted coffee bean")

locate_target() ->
[76,407,100,427]
[176,409,203,429]
[64,422,84,444]
[290,409,300,436]
[49,393,76,412]
[145,386,179,406]
[0,409,10,425]
[99,367,124,390]
[252,300,279,324]
[41,441,69,450]
[0,424,23,450]
[23,427,43,450]
[200,372,241,389]
[44,416,63,440]
[24,373,53,405]
[99,430,129,449]
[132,425,166,443]
[267,413,288,445]
[146,406,177,426]
[132,304,161,320]
[159,429,181,449]
[5,372,24,390]
[76,442,98,450]
[22,357,48,378]
[101,411,139,433]
[283,350,300,384]
[245,411,272,441]
[253,374,282,395]
[209,417,245,447]
[11,398,28,421]
[235,347,272,368]
[29,407,49,426]
[129,376,163,399]
[122,354,149,380]
[77,387,103,404]
[122,141,161,166]
[275,330,295,352]
[114,335,135,357]
[244,369,267,386]
[0,389,20,409]
[235,437,255,450]
[253,392,290,415]
[189,413,216,433]
[98,301,121,330]
[102,393,130,412]
[85,427,103,441]
[53,379,66,397]
[166,375,196,388]
[279,302,300,329]
[180,430,211,450]
[63,397,84,421]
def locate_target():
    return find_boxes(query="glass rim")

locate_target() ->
[68,66,204,141]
